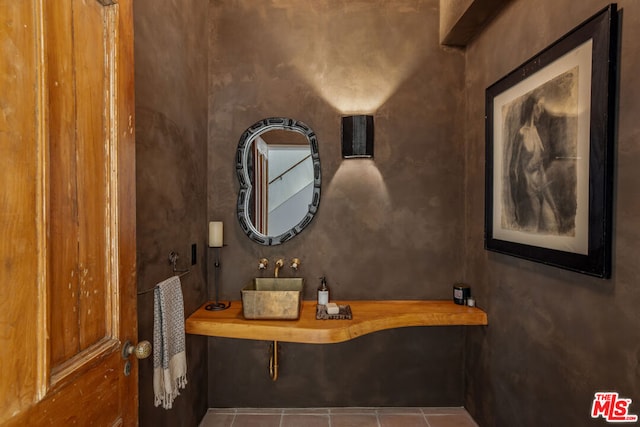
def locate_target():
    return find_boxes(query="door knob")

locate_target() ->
[121,340,152,359]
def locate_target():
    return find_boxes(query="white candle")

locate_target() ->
[209,221,223,247]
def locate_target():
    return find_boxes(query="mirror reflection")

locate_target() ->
[236,118,321,245]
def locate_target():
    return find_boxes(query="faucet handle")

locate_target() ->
[290,258,301,271]
[258,258,269,270]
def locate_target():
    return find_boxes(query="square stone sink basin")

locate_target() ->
[241,278,304,320]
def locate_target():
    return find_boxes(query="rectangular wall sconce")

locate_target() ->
[342,115,374,158]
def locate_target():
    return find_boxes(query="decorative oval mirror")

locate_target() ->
[236,117,321,245]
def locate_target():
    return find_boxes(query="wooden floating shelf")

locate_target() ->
[186,300,488,344]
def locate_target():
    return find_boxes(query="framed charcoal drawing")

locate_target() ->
[484,4,618,278]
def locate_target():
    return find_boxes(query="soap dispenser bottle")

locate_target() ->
[317,276,329,306]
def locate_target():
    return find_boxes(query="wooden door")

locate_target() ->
[0,0,138,425]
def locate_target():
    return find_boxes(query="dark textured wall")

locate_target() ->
[464,1,640,426]
[207,0,468,407]
[134,0,209,425]
[209,328,465,407]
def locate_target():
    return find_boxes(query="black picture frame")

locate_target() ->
[484,4,618,278]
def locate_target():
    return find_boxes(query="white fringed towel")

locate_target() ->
[153,276,187,409]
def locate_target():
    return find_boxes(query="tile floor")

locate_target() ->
[199,407,478,427]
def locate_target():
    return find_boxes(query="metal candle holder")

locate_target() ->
[205,246,230,311]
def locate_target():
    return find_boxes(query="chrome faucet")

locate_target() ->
[274,259,284,278]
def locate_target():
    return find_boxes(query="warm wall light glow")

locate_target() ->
[268,4,430,113]
[291,44,425,114]
[326,160,391,227]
